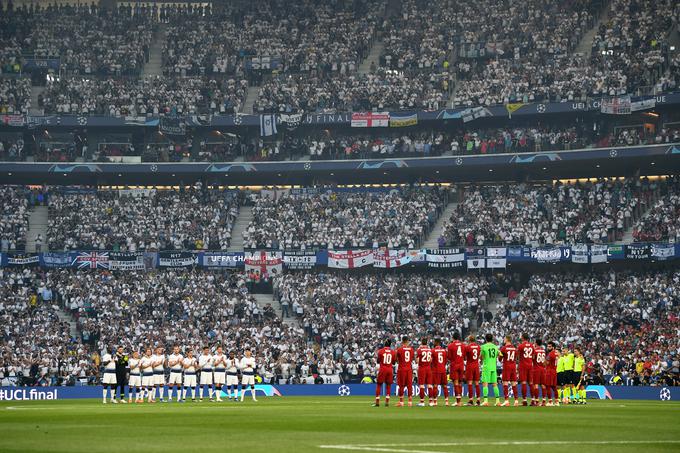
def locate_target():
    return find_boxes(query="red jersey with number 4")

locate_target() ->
[517,341,535,368]
[416,346,433,367]
[432,346,447,374]
[465,342,480,369]
[500,344,517,370]
[447,340,466,368]
[533,347,547,369]
[377,347,395,371]
[396,346,414,371]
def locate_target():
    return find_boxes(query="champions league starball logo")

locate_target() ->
[337,385,351,396]
[659,387,671,401]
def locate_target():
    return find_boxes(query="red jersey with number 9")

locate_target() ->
[377,347,395,371]
[396,346,414,371]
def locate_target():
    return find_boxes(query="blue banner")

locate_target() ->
[199,252,244,268]
[40,252,75,268]
[23,57,60,71]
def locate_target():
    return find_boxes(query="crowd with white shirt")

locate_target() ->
[633,176,680,242]
[0,185,30,252]
[47,187,238,251]
[440,178,656,246]
[0,77,31,114]
[243,187,447,250]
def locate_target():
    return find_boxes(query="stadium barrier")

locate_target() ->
[1,385,677,401]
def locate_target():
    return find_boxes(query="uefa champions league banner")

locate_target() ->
[199,252,245,268]
[1,385,678,401]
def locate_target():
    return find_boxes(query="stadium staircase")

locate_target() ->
[422,202,458,249]
[29,86,45,116]
[573,1,611,60]
[55,307,79,340]
[252,293,299,327]
[227,206,253,251]
[141,25,165,78]
[358,39,384,76]
[243,86,259,114]
[26,205,48,253]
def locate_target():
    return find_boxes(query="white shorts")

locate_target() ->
[142,374,154,387]
[213,370,226,385]
[183,374,197,387]
[102,372,117,385]
[168,371,183,385]
[199,371,213,385]
[227,374,239,386]
[242,374,255,386]
[154,372,165,385]
[129,375,142,387]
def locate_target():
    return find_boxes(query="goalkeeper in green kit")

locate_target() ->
[480,334,501,406]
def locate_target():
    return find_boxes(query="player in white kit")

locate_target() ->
[225,351,240,401]
[181,350,198,402]
[153,347,166,402]
[198,346,214,402]
[212,346,227,402]
[128,351,142,403]
[101,350,118,404]
[167,345,184,402]
[240,349,257,402]
[140,348,155,403]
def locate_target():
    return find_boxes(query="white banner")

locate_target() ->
[373,249,411,268]
[650,244,675,261]
[572,244,589,264]
[327,250,374,268]
[486,247,507,257]
[350,112,389,127]
[591,245,609,263]
[467,258,486,269]
[486,258,507,268]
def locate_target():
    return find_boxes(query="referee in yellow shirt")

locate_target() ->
[574,348,586,404]
[562,347,575,404]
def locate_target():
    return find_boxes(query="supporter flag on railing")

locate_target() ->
[650,243,675,261]
[245,251,283,276]
[572,244,589,264]
[601,96,632,115]
[327,250,374,268]
[486,258,507,268]
[373,249,411,268]
[466,258,485,269]
[505,103,525,118]
[426,248,464,268]
[350,112,389,128]
[72,252,109,269]
[590,245,609,263]
[389,113,417,127]
[259,114,278,136]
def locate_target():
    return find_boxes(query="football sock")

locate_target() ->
[476,384,481,400]
[512,385,519,399]
[493,386,499,398]
[483,386,489,398]
[468,384,474,400]
[503,384,509,399]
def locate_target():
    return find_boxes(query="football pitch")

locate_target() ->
[1,398,679,453]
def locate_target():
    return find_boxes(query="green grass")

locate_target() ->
[1,398,679,453]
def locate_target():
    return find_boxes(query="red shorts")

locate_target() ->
[432,371,447,386]
[465,366,480,383]
[449,365,465,382]
[502,366,517,382]
[545,371,557,387]
[519,364,533,383]
[377,369,393,385]
[397,369,413,388]
[532,368,545,386]
[417,368,432,386]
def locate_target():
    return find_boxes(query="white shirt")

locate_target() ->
[240,357,256,373]
[198,354,213,370]
[226,358,238,373]
[213,354,227,370]
[140,356,154,373]
[129,358,140,374]
[183,357,197,372]
[168,353,184,372]
[152,354,165,371]
[102,354,116,371]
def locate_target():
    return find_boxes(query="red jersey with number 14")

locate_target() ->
[396,346,414,371]
[499,344,517,370]
[377,347,395,371]
[431,346,447,374]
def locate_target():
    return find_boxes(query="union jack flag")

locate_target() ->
[72,252,110,269]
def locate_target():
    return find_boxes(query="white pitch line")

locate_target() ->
[318,440,680,452]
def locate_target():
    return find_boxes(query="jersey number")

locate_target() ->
[457,346,463,357]
[505,350,515,361]
[488,348,496,359]
[422,351,432,362]
[404,351,411,362]
[471,349,478,360]
[536,352,545,363]
[436,352,445,364]
[383,354,393,365]
[523,348,533,359]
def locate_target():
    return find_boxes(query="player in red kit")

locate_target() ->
[396,336,414,407]
[416,338,433,406]
[499,335,520,407]
[532,338,547,406]
[375,339,395,407]
[431,338,449,406]
[464,335,481,406]
[516,333,535,406]
[545,341,560,406]
[447,332,466,406]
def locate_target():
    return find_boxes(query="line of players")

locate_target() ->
[101,345,258,404]
[375,333,587,407]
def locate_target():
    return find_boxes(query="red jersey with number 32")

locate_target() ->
[416,346,432,368]
[432,346,447,373]
[465,343,480,369]
[447,340,466,368]
[517,341,535,368]
[396,346,414,371]
[377,347,395,371]
[499,344,517,370]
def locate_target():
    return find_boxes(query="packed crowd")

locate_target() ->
[487,271,680,385]
[41,76,248,115]
[47,187,239,251]
[633,176,680,242]
[243,187,448,250]
[0,77,31,114]
[0,186,30,252]
[439,178,655,246]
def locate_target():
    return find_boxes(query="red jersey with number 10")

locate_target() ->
[465,342,480,369]
[377,347,395,371]
[396,346,414,371]
[517,341,535,368]
[416,346,432,367]
[447,340,466,368]
[431,346,447,373]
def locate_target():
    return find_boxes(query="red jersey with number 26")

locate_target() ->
[517,341,535,368]
[447,340,466,368]
[416,346,433,367]
[396,346,414,371]
[377,347,395,371]
[432,346,447,374]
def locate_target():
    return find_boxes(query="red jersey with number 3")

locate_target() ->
[517,341,535,368]
[499,344,517,371]
[396,346,414,371]
[447,340,466,369]
[377,347,395,371]
[465,342,480,370]
[416,346,432,368]
[431,346,447,374]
